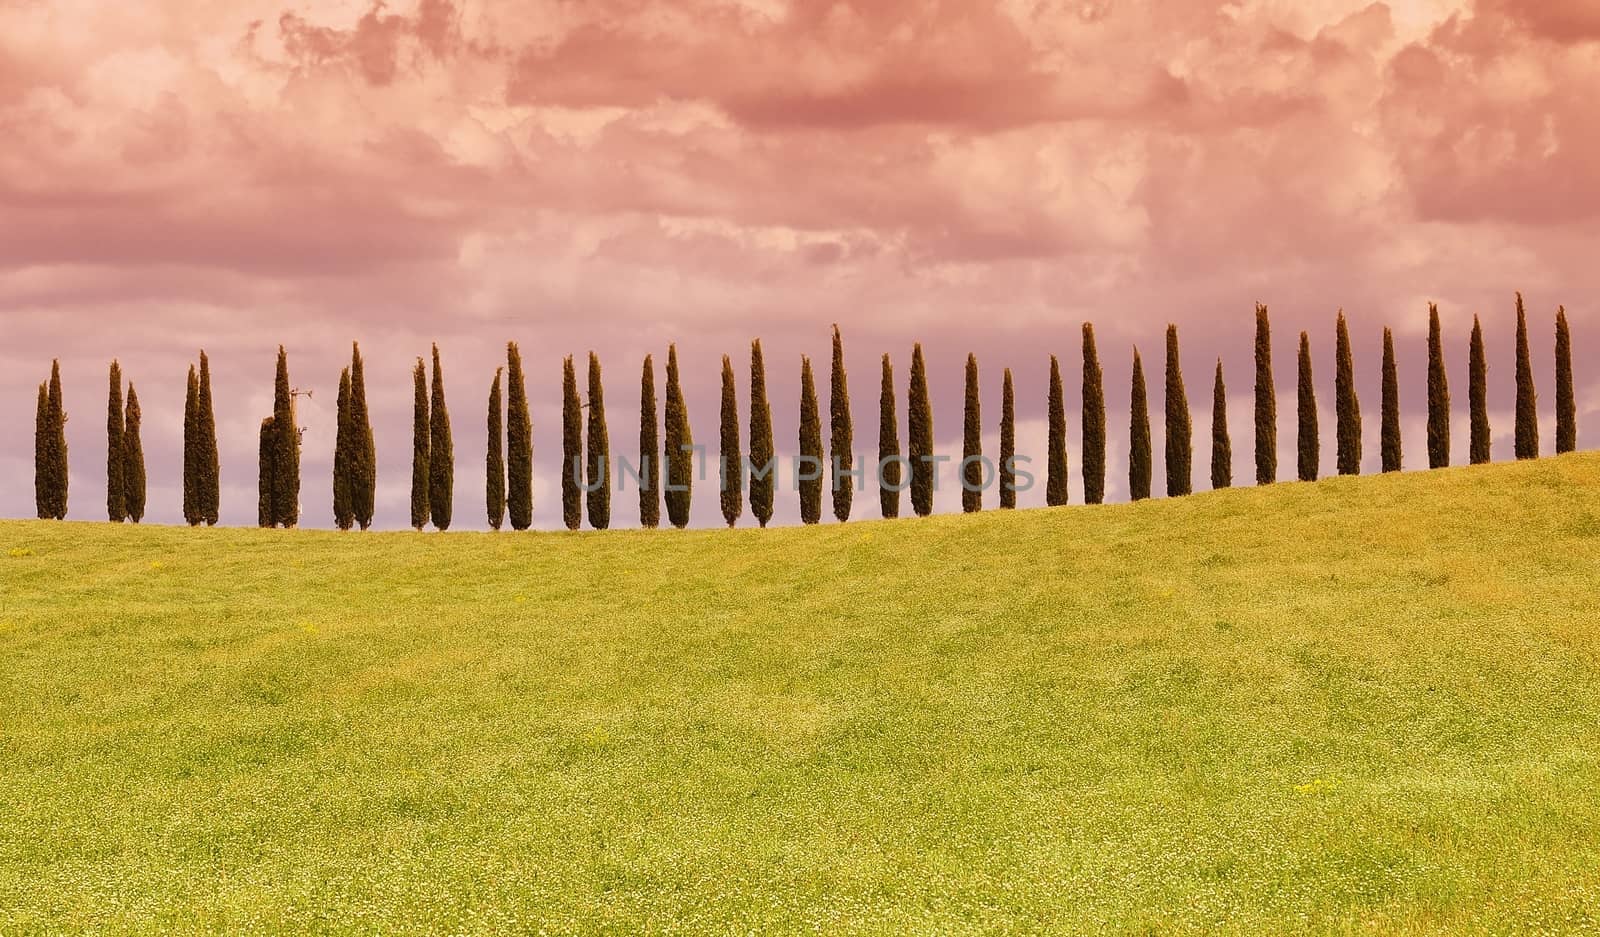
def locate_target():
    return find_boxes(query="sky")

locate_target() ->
[1,0,1596,530]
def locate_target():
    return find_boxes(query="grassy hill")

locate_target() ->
[3,455,1600,934]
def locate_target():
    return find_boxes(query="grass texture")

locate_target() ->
[3,454,1600,933]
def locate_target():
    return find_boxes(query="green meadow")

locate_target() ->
[3,455,1599,934]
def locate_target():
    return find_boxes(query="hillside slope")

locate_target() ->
[3,455,1600,933]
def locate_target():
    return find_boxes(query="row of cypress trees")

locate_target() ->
[28,302,1584,525]
[1404,295,1570,472]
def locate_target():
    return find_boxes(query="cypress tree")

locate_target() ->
[271,347,299,528]
[333,367,354,531]
[1129,350,1151,502]
[663,344,693,529]
[197,351,220,526]
[1082,324,1106,504]
[1000,368,1016,509]
[798,356,824,525]
[183,365,200,525]
[748,342,775,527]
[259,417,276,528]
[562,355,582,531]
[640,355,661,529]
[829,325,853,523]
[962,354,982,513]
[587,352,611,530]
[46,361,68,520]
[107,360,125,522]
[1164,325,1191,496]
[1514,293,1539,460]
[1381,328,1402,472]
[1556,307,1576,454]
[506,342,533,531]
[1427,304,1450,468]
[487,368,505,531]
[908,344,934,517]
[1469,315,1490,465]
[349,344,375,530]
[123,385,145,524]
[1334,311,1361,475]
[410,358,430,530]
[1254,304,1277,485]
[1046,356,1068,506]
[1211,359,1231,490]
[719,355,741,527]
[878,354,900,519]
[1297,332,1318,482]
[429,345,454,531]
[33,383,51,519]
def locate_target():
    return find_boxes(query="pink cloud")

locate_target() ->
[1380,9,1600,223]
[0,0,1595,529]
[1485,0,1600,40]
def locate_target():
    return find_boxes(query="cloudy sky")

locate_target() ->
[2,0,1595,529]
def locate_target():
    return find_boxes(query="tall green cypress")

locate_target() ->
[47,361,67,520]
[1082,324,1106,504]
[270,348,299,524]
[1469,315,1490,465]
[106,360,125,522]
[1334,311,1361,475]
[1381,328,1401,472]
[506,342,533,531]
[183,365,200,525]
[1164,325,1191,496]
[562,355,582,531]
[1046,355,1068,506]
[429,345,454,531]
[259,417,276,528]
[663,344,693,529]
[878,354,900,519]
[123,385,145,524]
[1211,359,1231,490]
[1254,304,1277,485]
[798,356,823,525]
[1514,293,1539,460]
[410,358,430,530]
[719,355,741,527]
[908,344,934,517]
[34,383,51,520]
[640,355,661,529]
[197,351,220,526]
[587,352,611,530]
[333,367,354,530]
[271,347,299,528]
[829,325,853,522]
[1427,304,1450,468]
[748,343,774,528]
[1556,307,1576,454]
[1000,368,1016,509]
[1129,350,1151,502]
[487,368,505,531]
[1297,332,1318,482]
[349,344,375,530]
[962,354,982,513]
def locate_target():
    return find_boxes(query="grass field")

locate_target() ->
[3,455,1600,934]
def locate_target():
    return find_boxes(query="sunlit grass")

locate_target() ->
[3,454,1600,933]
